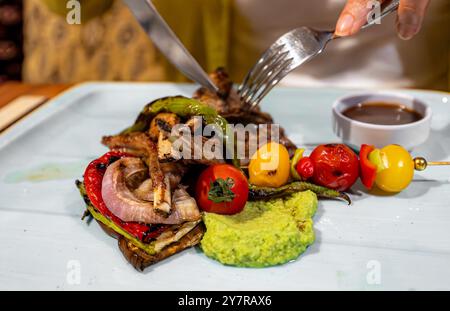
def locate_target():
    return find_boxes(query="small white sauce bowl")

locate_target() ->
[332,92,432,150]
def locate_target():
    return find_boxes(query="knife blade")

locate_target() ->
[123,0,219,93]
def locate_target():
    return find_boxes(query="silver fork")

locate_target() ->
[238,0,400,109]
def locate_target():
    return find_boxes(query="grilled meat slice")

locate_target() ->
[193,68,243,115]
[156,125,225,165]
[130,171,189,204]
[149,112,180,141]
[193,68,297,157]
[223,110,274,125]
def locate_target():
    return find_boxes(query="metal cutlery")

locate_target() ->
[238,0,400,109]
[123,0,219,93]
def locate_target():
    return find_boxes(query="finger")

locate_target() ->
[335,0,377,36]
[396,0,430,40]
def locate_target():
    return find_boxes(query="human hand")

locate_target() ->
[335,0,430,40]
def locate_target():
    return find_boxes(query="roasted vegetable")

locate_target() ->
[122,96,228,136]
[77,176,205,271]
[309,144,359,191]
[122,96,238,166]
[290,148,305,180]
[368,144,414,193]
[296,157,315,180]
[249,182,351,205]
[78,151,165,242]
[148,112,180,140]
[196,164,249,215]
[359,144,377,189]
[248,142,291,188]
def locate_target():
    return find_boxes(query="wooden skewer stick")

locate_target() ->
[427,161,450,166]
[414,157,450,171]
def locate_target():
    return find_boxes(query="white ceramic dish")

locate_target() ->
[0,83,449,290]
[332,92,432,150]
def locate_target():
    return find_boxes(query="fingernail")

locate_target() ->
[398,25,418,40]
[398,10,420,40]
[336,14,354,36]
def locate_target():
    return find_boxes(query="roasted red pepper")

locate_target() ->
[83,151,167,242]
[359,144,377,189]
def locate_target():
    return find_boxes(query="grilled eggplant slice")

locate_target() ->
[118,222,205,271]
[77,181,205,271]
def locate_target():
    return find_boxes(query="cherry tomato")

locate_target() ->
[248,142,290,188]
[195,164,249,215]
[296,156,315,180]
[309,144,359,191]
[369,144,414,192]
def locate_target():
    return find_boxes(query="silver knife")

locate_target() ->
[123,0,219,93]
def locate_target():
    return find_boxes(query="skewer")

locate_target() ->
[413,157,450,171]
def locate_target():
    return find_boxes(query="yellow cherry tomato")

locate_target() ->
[369,145,414,193]
[248,142,290,188]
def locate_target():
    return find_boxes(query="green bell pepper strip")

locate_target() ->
[249,182,351,205]
[122,96,239,167]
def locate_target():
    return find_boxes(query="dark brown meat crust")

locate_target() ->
[193,68,297,156]
[193,68,244,115]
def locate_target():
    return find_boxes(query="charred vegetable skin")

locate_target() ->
[80,151,167,242]
[309,144,360,191]
[76,152,205,271]
[249,182,351,205]
[117,222,205,271]
[122,96,229,135]
[122,96,239,166]
[77,185,204,271]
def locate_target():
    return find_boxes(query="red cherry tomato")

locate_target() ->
[195,164,249,215]
[309,144,359,191]
[295,156,315,180]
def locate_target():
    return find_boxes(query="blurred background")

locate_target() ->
[0,0,449,90]
[0,0,22,82]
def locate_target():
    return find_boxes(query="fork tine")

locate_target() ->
[239,46,285,100]
[244,56,293,105]
[239,26,336,109]
[238,44,286,98]
[248,58,294,109]
[242,52,291,105]
[240,50,290,101]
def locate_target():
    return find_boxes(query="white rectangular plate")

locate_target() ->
[0,83,449,290]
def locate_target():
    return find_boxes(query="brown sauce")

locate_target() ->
[342,102,423,125]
